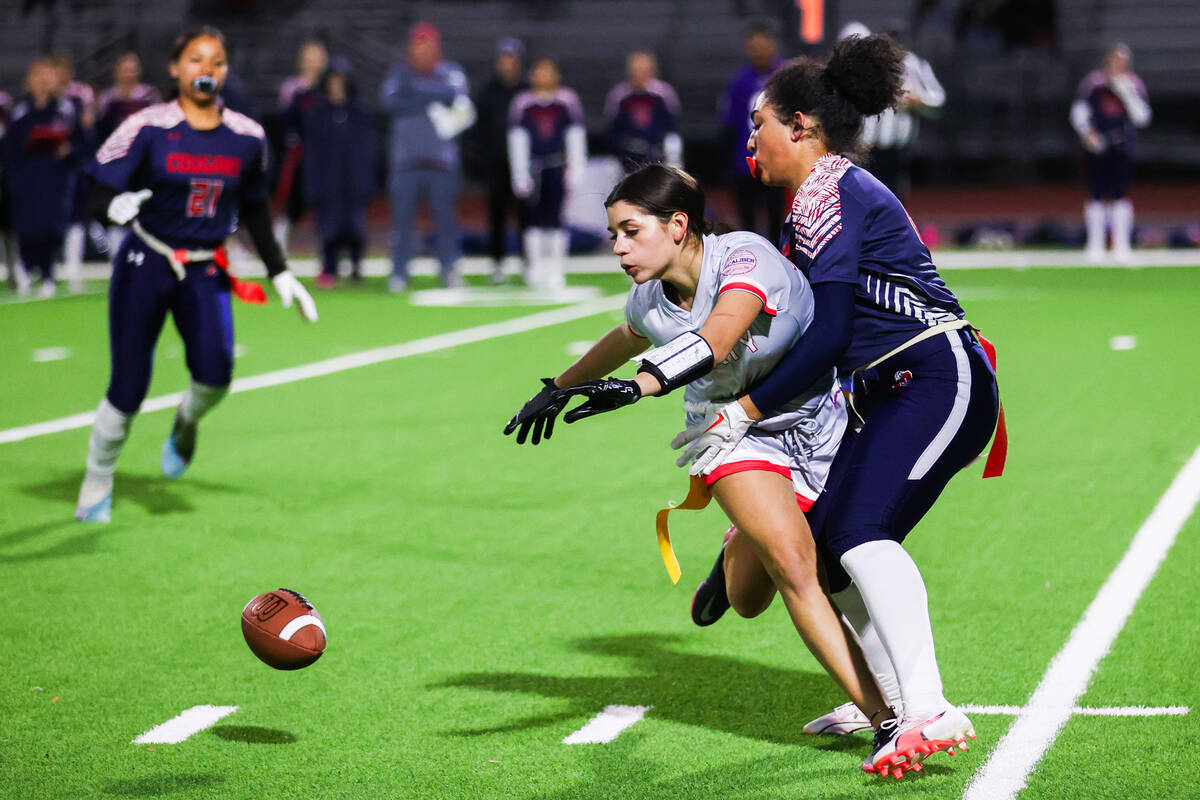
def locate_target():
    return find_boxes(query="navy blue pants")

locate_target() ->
[105,233,234,414]
[1086,147,1133,200]
[810,328,1000,593]
[524,166,565,228]
[17,235,62,282]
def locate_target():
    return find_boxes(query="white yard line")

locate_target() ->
[961,704,1189,717]
[0,294,626,446]
[562,705,651,744]
[132,705,239,744]
[963,445,1200,800]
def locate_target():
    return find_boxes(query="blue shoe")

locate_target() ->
[161,414,196,479]
[75,475,113,522]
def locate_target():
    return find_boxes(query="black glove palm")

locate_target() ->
[504,378,565,444]
[554,378,642,423]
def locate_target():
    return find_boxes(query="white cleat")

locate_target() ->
[866,705,976,780]
[803,702,873,735]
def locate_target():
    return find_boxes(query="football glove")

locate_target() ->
[555,378,642,424]
[107,189,152,225]
[670,400,754,475]
[504,378,565,444]
[272,270,319,322]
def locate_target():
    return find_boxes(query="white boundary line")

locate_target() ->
[563,705,652,744]
[964,445,1200,800]
[961,704,1189,717]
[0,294,626,446]
[132,704,239,744]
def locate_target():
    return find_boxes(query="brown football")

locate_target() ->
[241,588,326,670]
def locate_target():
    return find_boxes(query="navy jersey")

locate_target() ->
[1072,70,1149,152]
[95,83,162,143]
[2,96,86,238]
[783,154,963,372]
[509,88,583,163]
[603,79,679,163]
[91,101,270,249]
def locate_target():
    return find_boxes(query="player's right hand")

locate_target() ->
[107,189,152,225]
[504,378,566,445]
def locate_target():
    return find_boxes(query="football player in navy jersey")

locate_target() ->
[603,51,682,171]
[673,35,1003,779]
[74,26,317,524]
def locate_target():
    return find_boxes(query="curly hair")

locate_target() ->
[762,33,906,159]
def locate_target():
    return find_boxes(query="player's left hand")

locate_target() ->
[272,270,319,322]
[670,400,753,475]
[555,378,642,423]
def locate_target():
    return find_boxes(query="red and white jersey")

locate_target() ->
[624,231,840,430]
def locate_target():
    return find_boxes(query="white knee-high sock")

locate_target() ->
[547,229,568,290]
[1084,200,1106,261]
[840,539,948,715]
[64,223,85,289]
[833,583,902,711]
[1111,198,1134,262]
[85,399,134,478]
[179,381,228,426]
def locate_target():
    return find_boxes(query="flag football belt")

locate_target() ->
[841,318,1006,478]
[132,220,266,304]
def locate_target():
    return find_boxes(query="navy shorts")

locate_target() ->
[809,328,1000,593]
[524,165,565,228]
[105,233,234,414]
[1086,147,1134,201]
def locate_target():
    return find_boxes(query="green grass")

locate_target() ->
[1,267,1198,799]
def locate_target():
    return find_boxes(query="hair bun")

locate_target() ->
[825,34,905,117]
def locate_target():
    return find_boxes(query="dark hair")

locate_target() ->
[605,164,710,243]
[762,33,905,158]
[169,26,227,63]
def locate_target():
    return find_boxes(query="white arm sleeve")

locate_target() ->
[1111,74,1151,127]
[1069,99,1094,138]
[566,123,588,187]
[664,132,683,169]
[907,54,946,110]
[507,127,532,194]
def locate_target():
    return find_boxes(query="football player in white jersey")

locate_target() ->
[505,163,896,749]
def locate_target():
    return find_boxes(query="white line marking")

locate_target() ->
[563,705,651,744]
[1109,335,1137,351]
[132,704,239,744]
[0,294,626,446]
[31,347,72,362]
[960,704,1189,717]
[964,445,1200,800]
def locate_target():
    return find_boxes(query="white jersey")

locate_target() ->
[624,231,838,432]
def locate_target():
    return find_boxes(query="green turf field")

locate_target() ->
[1,266,1198,799]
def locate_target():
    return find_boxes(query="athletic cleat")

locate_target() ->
[866,706,976,780]
[690,526,735,626]
[75,474,113,523]
[803,702,873,735]
[161,413,197,479]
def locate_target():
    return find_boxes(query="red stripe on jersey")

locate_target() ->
[719,282,777,315]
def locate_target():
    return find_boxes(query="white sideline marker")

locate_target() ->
[31,347,72,362]
[964,444,1200,800]
[563,705,651,744]
[0,294,627,446]
[1109,335,1137,351]
[132,704,239,744]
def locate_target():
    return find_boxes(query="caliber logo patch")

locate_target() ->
[721,249,758,276]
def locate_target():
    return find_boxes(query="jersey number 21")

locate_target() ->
[187,178,224,218]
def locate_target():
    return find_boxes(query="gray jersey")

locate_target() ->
[625,231,839,432]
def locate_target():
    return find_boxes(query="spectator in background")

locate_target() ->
[838,22,945,204]
[1070,43,1150,263]
[2,57,86,297]
[0,89,24,293]
[51,53,96,293]
[603,50,683,172]
[719,21,784,243]
[471,36,528,283]
[380,22,475,291]
[508,57,586,292]
[96,52,162,255]
[274,39,329,253]
[303,58,376,288]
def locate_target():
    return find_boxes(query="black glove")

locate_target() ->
[504,378,566,445]
[554,378,642,424]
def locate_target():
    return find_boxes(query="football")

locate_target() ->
[241,588,326,670]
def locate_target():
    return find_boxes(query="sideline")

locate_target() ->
[0,294,626,445]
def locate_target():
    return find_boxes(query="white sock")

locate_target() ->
[840,539,948,715]
[547,229,568,290]
[523,229,545,289]
[1084,200,1106,260]
[1111,198,1133,261]
[64,224,85,287]
[833,583,902,711]
[85,399,134,478]
[179,381,228,426]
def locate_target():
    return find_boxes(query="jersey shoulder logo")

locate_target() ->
[95,101,184,164]
[789,154,852,260]
[721,249,758,277]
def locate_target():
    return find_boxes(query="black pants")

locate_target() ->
[732,174,785,245]
[486,165,525,262]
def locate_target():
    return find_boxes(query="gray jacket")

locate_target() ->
[380,60,470,171]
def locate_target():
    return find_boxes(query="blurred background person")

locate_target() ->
[719,20,784,243]
[96,52,162,255]
[603,50,682,172]
[303,57,376,288]
[470,36,528,283]
[507,56,586,292]
[380,21,475,291]
[274,39,328,253]
[2,57,85,297]
[839,22,945,205]
[51,53,97,293]
[0,88,24,293]
[1071,42,1151,263]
